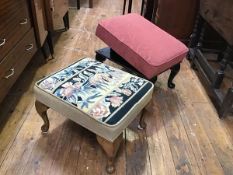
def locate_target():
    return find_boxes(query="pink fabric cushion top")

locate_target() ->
[96,13,188,79]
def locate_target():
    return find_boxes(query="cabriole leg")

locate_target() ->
[96,134,123,174]
[168,63,181,89]
[35,100,50,133]
[138,108,147,130]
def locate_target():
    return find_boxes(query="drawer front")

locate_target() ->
[0,0,31,62]
[0,29,37,103]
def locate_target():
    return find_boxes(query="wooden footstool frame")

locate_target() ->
[35,57,153,173]
[96,47,181,89]
[35,100,147,173]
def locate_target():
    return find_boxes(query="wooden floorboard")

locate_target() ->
[222,118,233,144]
[0,0,233,175]
[175,94,225,175]
[159,89,201,175]
[193,104,233,175]
[146,95,177,175]
[126,120,152,175]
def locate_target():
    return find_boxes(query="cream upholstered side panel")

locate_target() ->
[34,85,153,142]
[34,58,154,141]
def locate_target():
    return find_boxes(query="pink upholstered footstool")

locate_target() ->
[95,13,188,88]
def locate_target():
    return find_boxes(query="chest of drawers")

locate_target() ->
[0,0,37,103]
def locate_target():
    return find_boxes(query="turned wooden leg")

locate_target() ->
[63,11,69,31]
[188,14,205,70]
[140,0,145,15]
[187,13,201,61]
[128,0,132,13]
[144,0,156,21]
[35,100,50,133]
[41,35,54,62]
[213,46,233,89]
[89,0,93,8]
[167,63,180,89]
[77,0,80,9]
[138,108,147,130]
[47,31,54,57]
[122,0,126,14]
[96,134,123,174]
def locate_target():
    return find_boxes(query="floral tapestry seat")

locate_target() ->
[34,58,154,173]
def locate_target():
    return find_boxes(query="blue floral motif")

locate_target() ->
[37,58,152,124]
[38,58,97,92]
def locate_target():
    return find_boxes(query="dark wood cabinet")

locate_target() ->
[188,0,233,117]
[156,0,198,40]
[0,0,69,103]
[0,0,37,103]
[142,0,198,41]
[200,0,233,46]
[0,0,32,62]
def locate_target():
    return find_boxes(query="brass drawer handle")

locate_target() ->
[20,18,28,25]
[0,38,6,47]
[25,44,34,51]
[4,68,15,79]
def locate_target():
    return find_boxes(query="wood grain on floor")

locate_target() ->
[0,0,233,175]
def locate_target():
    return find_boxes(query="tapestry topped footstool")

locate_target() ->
[34,58,154,173]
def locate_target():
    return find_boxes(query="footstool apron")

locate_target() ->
[34,58,154,173]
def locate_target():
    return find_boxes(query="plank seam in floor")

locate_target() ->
[0,102,34,168]
[174,93,224,175]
